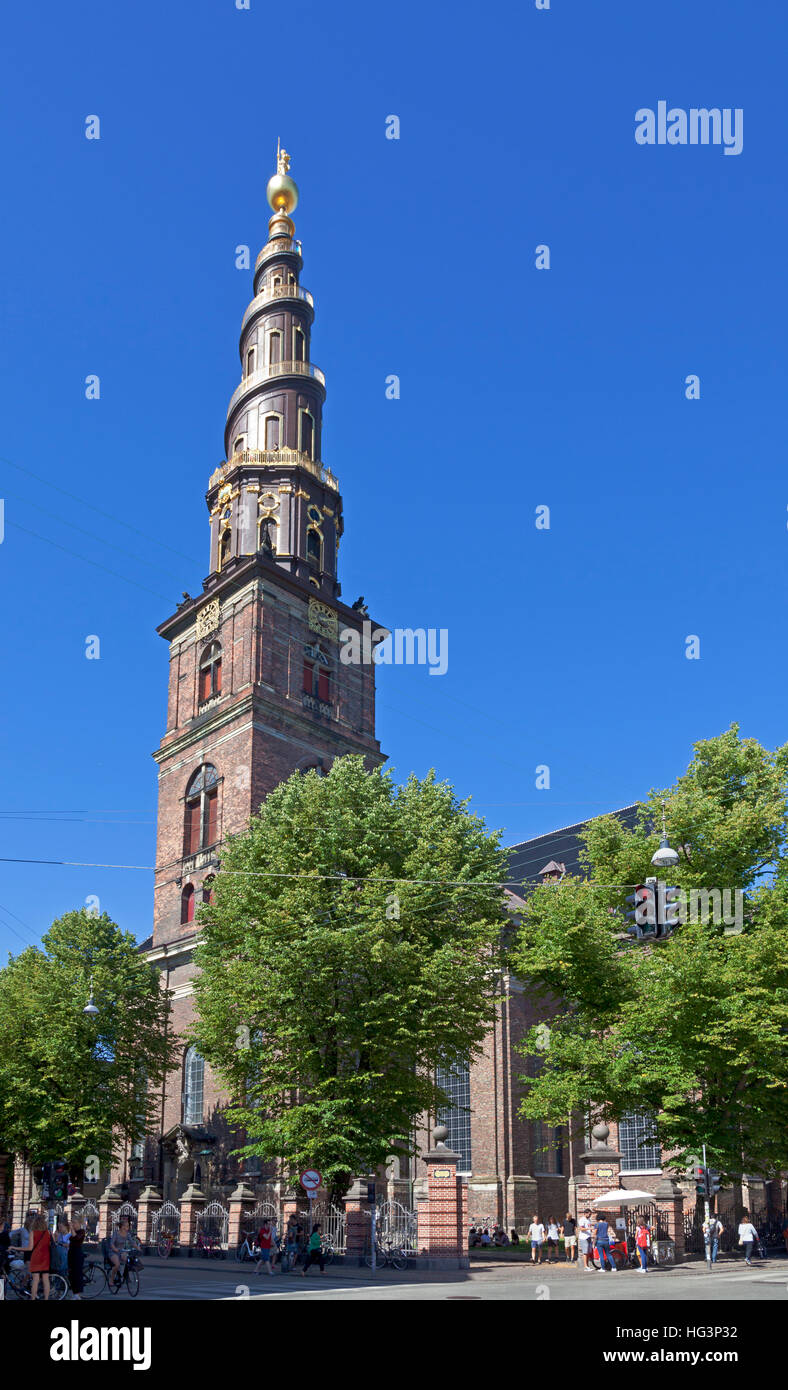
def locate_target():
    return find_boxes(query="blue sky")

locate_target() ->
[1,0,786,955]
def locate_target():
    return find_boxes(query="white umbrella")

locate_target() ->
[592,1189,656,1207]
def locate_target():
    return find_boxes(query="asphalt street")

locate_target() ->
[27,1253,786,1302]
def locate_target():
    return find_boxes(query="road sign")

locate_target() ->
[300,1169,321,1193]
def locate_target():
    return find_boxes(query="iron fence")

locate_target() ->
[111,1201,138,1234]
[376,1198,418,1253]
[151,1201,181,1245]
[196,1199,229,1247]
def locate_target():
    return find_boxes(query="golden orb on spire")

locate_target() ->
[266,139,299,215]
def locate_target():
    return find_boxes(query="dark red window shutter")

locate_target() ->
[181,886,195,924]
[317,668,330,703]
[214,657,222,695]
[205,789,218,846]
[303,661,314,694]
[186,801,201,855]
[199,667,211,702]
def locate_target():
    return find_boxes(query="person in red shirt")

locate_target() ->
[29,1213,52,1300]
[635,1220,651,1273]
[254,1219,275,1276]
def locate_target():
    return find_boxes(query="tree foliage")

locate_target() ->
[512,726,788,1177]
[0,909,176,1170]
[191,756,507,1194]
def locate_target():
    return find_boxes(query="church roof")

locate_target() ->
[506,803,642,889]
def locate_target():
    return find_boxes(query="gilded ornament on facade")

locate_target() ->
[196,599,221,640]
[308,598,338,640]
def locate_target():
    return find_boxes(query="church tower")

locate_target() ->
[150,150,383,962]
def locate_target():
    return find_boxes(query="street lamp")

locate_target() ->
[651,801,680,869]
[83,974,99,1017]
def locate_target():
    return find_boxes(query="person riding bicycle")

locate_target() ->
[107,1217,138,1286]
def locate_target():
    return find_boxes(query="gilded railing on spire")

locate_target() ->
[256,237,302,269]
[209,449,339,493]
[241,283,314,333]
[226,361,325,418]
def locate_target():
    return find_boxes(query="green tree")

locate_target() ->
[0,909,176,1172]
[191,755,507,1196]
[512,726,788,1178]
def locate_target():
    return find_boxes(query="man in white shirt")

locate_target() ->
[577,1210,596,1271]
[528,1216,545,1264]
[737,1213,759,1265]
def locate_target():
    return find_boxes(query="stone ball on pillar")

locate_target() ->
[591,1122,610,1147]
[432,1124,449,1148]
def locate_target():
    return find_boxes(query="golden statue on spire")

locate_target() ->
[267,139,298,215]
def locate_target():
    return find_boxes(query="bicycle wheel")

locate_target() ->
[126,1268,140,1297]
[321,1243,335,1266]
[47,1274,68,1301]
[237,1243,251,1262]
[157,1235,173,1259]
[108,1268,122,1294]
[81,1262,107,1299]
[8,1272,28,1299]
[390,1249,408,1271]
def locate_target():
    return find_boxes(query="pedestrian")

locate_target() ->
[301,1223,325,1276]
[7,1211,34,1272]
[29,1212,52,1300]
[283,1215,299,1272]
[594,1212,617,1272]
[510,1229,520,1246]
[635,1219,651,1273]
[528,1214,545,1265]
[68,1216,86,1299]
[702,1214,723,1264]
[545,1217,560,1263]
[51,1216,70,1277]
[578,1210,596,1271]
[737,1211,759,1265]
[562,1213,577,1262]
[254,1218,275,1276]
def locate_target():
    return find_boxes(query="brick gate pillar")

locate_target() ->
[97,1183,123,1240]
[227,1182,257,1252]
[343,1178,372,1263]
[179,1183,206,1255]
[136,1186,163,1249]
[570,1122,622,1218]
[64,1187,85,1228]
[419,1126,469,1270]
[654,1176,686,1260]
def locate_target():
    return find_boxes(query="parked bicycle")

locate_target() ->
[157,1227,179,1259]
[364,1238,408,1271]
[236,1231,260,1263]
[195,1227,226,1259]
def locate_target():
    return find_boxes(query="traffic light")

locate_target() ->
[657,884,682,938]
[694,1164,710,1197]
[625,883,656,938]
[42,1158,69,1202]
[709,1169,721,1195]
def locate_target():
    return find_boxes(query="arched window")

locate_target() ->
[293,326,306,363]
[264,415,280,450]
[199,642,222,703]
[183,1047,204,1125]
[300,410,314,459]
[245,347,256,378]
[184,763,220,855]
[306,528,321,569]
[219,529,232,569]
[233,436,245,456]
[268,330,282,365]
[202,875,215,905]
[180,884,195,924]
[302,644,331,704]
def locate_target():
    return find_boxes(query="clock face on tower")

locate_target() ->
[308,597,337,640]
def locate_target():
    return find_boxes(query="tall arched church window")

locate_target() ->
[183,1047,205,1125]
[268,330,282,365]
[259,516,276,552]
[246,347,256,377]
[306,528,321,569]
[199,642,222,703]
[293,326,305,363]
[184,763,220,856]
[300,411,314,459]
[180,884,195,924]
[264,415,280,450]
[219,529,232,569]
